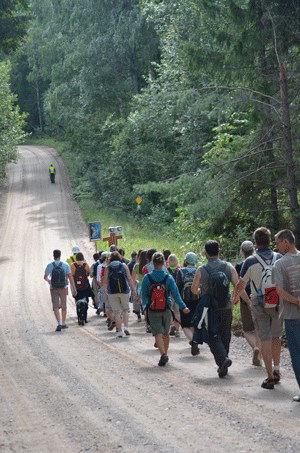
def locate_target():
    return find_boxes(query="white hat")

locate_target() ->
[72,245,80,254]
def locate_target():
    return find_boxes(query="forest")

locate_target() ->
[1,1,300,251]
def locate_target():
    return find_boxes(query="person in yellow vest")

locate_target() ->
[49,163,56,183]
[67,245,80,266]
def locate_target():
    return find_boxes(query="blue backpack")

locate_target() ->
[51,262,66,288]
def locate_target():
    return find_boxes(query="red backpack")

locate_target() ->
[148,274,169,311]
[74,263,89,290]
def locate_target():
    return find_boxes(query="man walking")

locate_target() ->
[192,240,246,378]
[273,229,300,401]
[44,249,76,331]
[235,227,282,389]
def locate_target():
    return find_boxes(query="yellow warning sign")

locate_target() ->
[135,195,143,205]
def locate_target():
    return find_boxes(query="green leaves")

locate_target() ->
[0,61,26,182]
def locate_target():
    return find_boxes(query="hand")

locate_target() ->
[183,307,190,314]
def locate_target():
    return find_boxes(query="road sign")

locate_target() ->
[135,195,142,205]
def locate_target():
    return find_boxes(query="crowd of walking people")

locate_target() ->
[44,227,300,402]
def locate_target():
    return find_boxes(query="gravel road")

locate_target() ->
[0,145,299,452]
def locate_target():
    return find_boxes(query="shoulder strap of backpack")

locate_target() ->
[74,262,78,270]
[255,253,269,269]
[203,264,212,277]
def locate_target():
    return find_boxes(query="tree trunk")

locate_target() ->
[279,63,300,246]
[35,80,43,131]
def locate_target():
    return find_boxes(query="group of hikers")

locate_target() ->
[44,227,300,402]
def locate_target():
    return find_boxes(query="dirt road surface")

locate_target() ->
[0,145,299,452]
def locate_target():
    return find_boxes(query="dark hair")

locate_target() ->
[163,249,171,260]
[53,249,61,259]
[253,227,271,247]
[205,240,220,257]
[131,251,137,259]
[138,250,148,274]
[147,248,157,261]
[76,252,84,261]
[153,252,165,267]
[275,229,295,244]
[118,248,125,257]
[109,251,122,262]
[93,253,99,261]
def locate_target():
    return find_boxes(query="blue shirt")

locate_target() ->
[141,269,187,311]
[44,260,71,289]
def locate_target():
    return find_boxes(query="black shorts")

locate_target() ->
[240,300,255,332]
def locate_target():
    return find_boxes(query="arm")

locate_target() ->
[276,286,300,306]
[102,267,108,289]
[230,265,251,305]
[272,263,300,307]
[67,273,77,296]
[191,268,201,295]
[141,275,150,311]
[124,264,137,295]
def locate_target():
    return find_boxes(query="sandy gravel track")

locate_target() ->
[0,145,299,452]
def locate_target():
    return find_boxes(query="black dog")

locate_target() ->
[76,299,88,326]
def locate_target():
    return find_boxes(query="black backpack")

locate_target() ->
[108,263,128,294]
[180,268,198,303]
[51,262,66,288]
[204,262,230,309]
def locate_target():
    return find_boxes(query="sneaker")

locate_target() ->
[137,315,142,322]
[61,324,68,329]
[169,326,176,336]
[158,354,169,367]
[108,321,116,331]
[292,395,300,402]
[55,325,62,332]
[261,378,275,390]
[218,358,232,378]
[191,341,200,356]
[174,330,180,338]
[154,342,158,348]
[96,308,101,315]
[124,328,130,336]
[273,370,281,384]
[146,325,152,333]
[116,330,124,338]
[252,348,261,366]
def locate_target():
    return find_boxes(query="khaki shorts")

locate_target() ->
[108,293,130,313]
[50,288,68,311]
[251,300,282,341]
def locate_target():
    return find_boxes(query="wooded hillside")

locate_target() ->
[12,1,300,249]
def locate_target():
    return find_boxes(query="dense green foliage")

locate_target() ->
[0,61,26,181]
[12,0,300,251]
[0,1,27,183]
